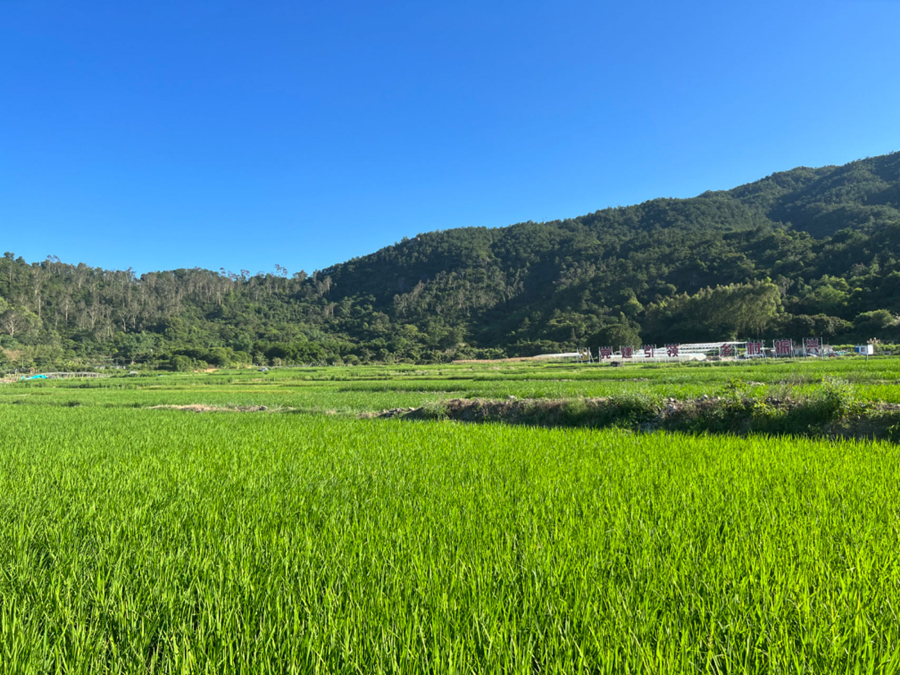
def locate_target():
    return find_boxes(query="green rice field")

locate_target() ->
[1,357,899,672]
[5,354,900,412]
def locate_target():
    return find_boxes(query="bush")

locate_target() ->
[811,377,863,420]
[420,401,448,420]
[171,355,192,372]
[593,393,657,428]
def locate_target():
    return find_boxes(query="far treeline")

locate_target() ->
[2,152,900,370]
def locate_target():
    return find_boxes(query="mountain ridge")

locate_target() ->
[2,151,899,369]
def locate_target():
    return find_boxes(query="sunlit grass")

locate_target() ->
[0,407,898,672]
[4,355,900,412]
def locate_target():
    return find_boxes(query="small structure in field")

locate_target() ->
[19,372,107,380]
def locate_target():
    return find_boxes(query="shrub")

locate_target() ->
[171,355,192,372]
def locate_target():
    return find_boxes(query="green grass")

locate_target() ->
[1,358,899,671]
[4,355,900,412]
[1,407,900,672]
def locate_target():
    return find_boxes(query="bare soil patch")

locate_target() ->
[451,356,567,364]
[149,404,271,413]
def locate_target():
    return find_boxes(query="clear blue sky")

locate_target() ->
[2,0,899,275]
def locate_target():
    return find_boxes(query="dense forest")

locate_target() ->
[3,152,900,370]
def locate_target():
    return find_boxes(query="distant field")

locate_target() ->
[4,354,900,412]
[1,358,899,671]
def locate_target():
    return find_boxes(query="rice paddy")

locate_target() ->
[1,357,899,672]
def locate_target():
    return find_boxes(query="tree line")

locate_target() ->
[2,152,900,370]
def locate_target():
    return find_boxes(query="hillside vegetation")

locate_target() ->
[2,152,900,369]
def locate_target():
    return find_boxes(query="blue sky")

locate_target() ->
[2,0,899,275]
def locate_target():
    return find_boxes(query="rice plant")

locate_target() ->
[1,406,899,672]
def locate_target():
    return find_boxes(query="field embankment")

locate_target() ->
[369,393,900,441]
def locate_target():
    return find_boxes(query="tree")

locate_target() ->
[592,315,642,348]
[171,355,192,372]
[853,310,899,340]
[0,309,37,339]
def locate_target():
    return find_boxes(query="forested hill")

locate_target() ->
[3,152,900,369]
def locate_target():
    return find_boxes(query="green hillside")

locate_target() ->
[2,152,900,369]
